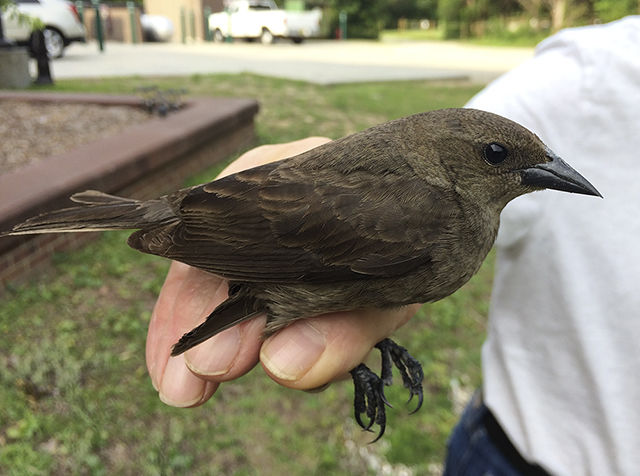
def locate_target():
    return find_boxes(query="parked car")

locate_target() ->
[2,0,86,58]
[140,14,173,42]
[208,0,322,44]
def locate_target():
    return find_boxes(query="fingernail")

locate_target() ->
[261,321,326,381]
[185,325,241,377]
[159,355,206,407]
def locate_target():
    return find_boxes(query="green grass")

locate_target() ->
[463,30,550,48]
[0,74,487,475]
[382,27,548,48]
[381,28,444,43]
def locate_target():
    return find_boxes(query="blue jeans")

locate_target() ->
[443,391,549,476]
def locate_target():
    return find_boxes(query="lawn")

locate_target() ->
[381,27,550,47]
[0,74,489,475]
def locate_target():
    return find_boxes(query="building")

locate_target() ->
[144,0,224,42]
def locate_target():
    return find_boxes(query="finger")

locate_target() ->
[260,304,420,390]
[147,261,228,406]
[146,261,192,389]
[147,261,226,387]
[159,355,220,408]
[184,313,266,381]
[218,137,331,178]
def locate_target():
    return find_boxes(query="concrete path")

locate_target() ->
[51,39,534,84]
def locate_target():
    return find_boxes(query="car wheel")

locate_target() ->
[260,28,274,45]
[213,29,225,43]
[43,27,65,58]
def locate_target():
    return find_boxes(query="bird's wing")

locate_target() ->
[129,160,458,283]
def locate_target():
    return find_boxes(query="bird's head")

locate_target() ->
[413,108,601,211]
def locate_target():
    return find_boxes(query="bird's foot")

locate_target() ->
[375,338,424,413]
[349,338,424,441]
[350,363,391,442]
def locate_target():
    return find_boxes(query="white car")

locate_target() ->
[3,0,86,58]
[209,0,321,44]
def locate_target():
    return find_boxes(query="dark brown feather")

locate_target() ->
[129,156,458,283]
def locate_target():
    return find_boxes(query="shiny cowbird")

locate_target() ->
[3,108,601,439]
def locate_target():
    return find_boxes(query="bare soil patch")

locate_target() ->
[0,101,150,174]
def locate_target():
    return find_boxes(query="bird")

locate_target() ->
[3,108,601,440]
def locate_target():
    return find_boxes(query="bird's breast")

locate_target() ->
[408,205,499,303]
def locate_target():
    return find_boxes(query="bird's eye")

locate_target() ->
[483,143,508,165]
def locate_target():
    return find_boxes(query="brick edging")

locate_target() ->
[0,92,259,288]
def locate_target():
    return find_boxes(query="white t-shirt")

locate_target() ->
[466,16,640,476]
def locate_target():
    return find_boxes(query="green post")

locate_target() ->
[204,7,212,41]
[225,9,232,42]
[189,9,196,41]
[180,7,186,44]
[75,1,84,24]
[338,11,347,40]
[92,0,104,52]
[126,1,138,44]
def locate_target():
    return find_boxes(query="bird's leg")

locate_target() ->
[349,338,424,441]
[375,338,424,413]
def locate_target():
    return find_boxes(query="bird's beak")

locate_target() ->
[520,147,602,197]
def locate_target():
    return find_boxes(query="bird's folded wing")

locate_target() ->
[128,160,457,283]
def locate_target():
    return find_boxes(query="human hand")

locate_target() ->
[145,137,421,407]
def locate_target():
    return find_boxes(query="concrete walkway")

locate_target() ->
[51,39,534,84]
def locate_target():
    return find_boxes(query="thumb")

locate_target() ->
[259,305,420,390]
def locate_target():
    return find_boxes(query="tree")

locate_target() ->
[381,0,438,28]
[594,0,639,22]
[516,0,596,31]
[329,0,385,39]
[516,0,543,28]
[0,0,12,45]
[438,0,466,38]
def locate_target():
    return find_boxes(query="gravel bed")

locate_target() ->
[0,101,151,175]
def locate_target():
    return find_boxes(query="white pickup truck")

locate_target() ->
[208,0,322,44]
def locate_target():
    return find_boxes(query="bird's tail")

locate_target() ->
[2,190,178,236]
[171,288,261,356]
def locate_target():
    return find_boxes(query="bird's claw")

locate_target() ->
[350,363,389,442]
[375,338,424,414]
[349,339,424,441]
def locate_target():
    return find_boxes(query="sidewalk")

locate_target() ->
[51,40,534,84]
